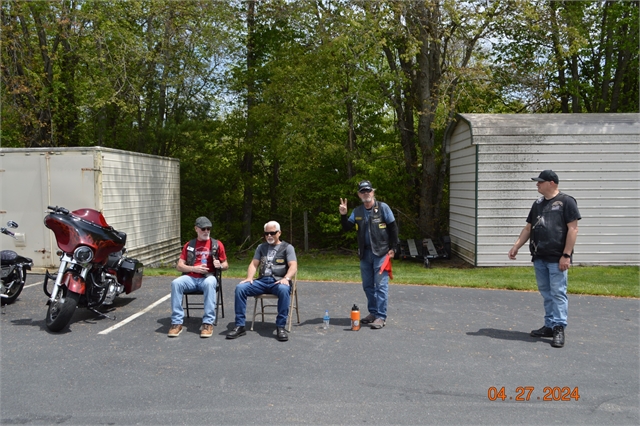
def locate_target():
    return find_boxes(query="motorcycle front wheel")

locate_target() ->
[0,269,26,306]
[46,286,80,332]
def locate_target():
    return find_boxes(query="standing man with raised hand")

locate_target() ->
[339,180,398,329]
[509,170,581,348]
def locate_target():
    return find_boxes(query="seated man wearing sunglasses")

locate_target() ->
[227,221,297,342]
[169,216,228,338]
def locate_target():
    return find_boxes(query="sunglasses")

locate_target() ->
[200,227,211,231]
[264,231,279,236]
[359,189,372,193]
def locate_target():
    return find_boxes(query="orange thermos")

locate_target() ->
[351,304,360,331]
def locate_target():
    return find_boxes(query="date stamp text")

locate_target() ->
[487,386,580,401]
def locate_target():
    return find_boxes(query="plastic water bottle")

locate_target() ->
[323,310,330,329]
[201,253,207,269]
[351,304,360,331]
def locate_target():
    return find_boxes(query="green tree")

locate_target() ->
[493,0,639,113]
[357,0,514,237]
[1,0,83,147]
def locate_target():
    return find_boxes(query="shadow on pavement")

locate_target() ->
[466,328,539,343]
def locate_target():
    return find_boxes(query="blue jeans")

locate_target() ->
[360,249,389,320]
[533,259,568,328]
[234,276,291,328]
[171,274,217,325]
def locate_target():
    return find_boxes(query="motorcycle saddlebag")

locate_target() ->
[117,258,144,294]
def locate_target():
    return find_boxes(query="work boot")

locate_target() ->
[200,323,214,338]
[530,326,553,338]
[361,314,376,325]
[276,327,288,342]
[168,324,183,337]
[551,326,565,348]
[226,326,246,339]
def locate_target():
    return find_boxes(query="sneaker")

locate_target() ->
[551,326,565,348]
[370,318,386,329]
[530,326,554,338]
[168,324,183,337]
[200,323,214,338]
[361,314,376,325]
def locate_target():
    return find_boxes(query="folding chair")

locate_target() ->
[251,274,299,332]
[183,269,224,326]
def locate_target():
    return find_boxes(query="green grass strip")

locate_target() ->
[145,253,639,298]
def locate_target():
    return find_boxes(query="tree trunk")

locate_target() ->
[270,159,280,217]
[609,4,633,112]
[570,54,580,112]
[414,1,441,238]
[345,86,355,179]
[28,3,59,146]
[57,2,78,147]
[242,0,257,242]
[549,1,569,113]
[381,44,418,211]
[597,5,613,112]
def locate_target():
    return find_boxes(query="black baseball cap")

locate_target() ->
[358,180,374,192]
[531,170,559,184]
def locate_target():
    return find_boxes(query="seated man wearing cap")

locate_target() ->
[168,216,229,338]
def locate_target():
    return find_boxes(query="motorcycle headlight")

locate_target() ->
[73,246,94,263]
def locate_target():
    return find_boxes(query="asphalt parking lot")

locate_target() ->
[1,273,638,425]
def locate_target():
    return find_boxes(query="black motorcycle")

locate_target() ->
[1,221,33,305]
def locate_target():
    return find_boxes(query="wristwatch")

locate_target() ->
[562,253,571,258]
[284,276,291,283]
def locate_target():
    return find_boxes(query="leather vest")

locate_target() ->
[185,238,218,266]
[353,202,390,258]
[529,193,574,259]
[258,242,290,280]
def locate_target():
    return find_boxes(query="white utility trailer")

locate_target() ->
[0,147,181,270]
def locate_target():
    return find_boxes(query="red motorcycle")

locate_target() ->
[43,206,143,332]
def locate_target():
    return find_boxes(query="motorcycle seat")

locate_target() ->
[1,250,18,263]
[0,250,32,265]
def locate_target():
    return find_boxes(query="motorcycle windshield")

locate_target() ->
[44,209,126,262]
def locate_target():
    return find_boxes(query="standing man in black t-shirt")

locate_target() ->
[509,170,581,348]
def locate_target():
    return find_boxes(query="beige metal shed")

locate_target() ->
[444,113,640,266]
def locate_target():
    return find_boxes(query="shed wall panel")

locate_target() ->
[447,118,477,265]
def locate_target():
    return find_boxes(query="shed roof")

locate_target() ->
[451,113,639,138]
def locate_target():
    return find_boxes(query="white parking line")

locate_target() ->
[24,281,44,289]
[98,294,171,335]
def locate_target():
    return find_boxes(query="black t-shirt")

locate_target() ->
[526,192,581,261]
[526,193,581,225]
